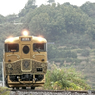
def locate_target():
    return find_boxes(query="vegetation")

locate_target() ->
[44,65,90,90]
[0,87,10,95]
[0,0,95,89]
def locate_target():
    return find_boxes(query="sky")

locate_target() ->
[0,0,95,16]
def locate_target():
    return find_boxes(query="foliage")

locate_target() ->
[81,2,95,19]
[47,0,55,4]
[44,64,91,90]
[17,2,94,41]
[0,15,6,24]
[0,87,10,95]
[47,45,77,60]
[19,0,37,17]
[81,50,90,57]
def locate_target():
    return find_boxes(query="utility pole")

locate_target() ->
[0,62,4,87]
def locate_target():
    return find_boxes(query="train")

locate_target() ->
[3,30,48,89]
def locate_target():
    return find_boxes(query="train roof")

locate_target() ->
[5,36,47,43]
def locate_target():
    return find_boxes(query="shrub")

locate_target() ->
[81,50,90,57]
[44,64,91,90]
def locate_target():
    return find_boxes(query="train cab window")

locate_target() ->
[5,44,19,52]
[33,43,46,52]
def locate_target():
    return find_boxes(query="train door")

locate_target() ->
[21,44,31,59]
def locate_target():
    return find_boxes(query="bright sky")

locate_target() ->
[0,0,95,16]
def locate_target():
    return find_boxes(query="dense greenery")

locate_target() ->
[44,64,90,90]
[0,0,95,88]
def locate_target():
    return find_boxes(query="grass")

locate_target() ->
[0,87,10,95]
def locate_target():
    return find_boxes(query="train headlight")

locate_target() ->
[38,37,43,42]
[8,37,14,43]
[23,30,29,36]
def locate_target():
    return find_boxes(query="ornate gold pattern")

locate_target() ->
[5,61,21,75]
[21,60,32,72]
[5,59,47,75]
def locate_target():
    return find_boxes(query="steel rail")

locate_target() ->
[1,89,95,95]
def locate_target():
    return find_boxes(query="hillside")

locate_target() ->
[0,1,95,88]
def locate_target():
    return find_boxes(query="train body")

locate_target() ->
[3,33,47,89]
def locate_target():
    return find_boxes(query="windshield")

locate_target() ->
[5,44,19,52]
[33,43,46,52]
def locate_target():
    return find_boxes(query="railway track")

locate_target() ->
[1,89,95,95]
[10,90,95,95]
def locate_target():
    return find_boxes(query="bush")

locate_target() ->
[77,49,83,53]
[66,58,72,63]
[44,64,91,90]
[81,50,90,57]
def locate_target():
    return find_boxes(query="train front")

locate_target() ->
[3,31,48,89]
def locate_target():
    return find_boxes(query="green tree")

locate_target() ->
[19,0,37,17]
[81,50,90,57]
[47,0,55,4]
[0,15,6,24]
[25,0,36,9]
[29,13,50,36]
[81,2,95,19]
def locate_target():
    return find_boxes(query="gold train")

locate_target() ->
[3,31,48,89]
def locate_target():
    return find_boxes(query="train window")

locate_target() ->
[5,44,19,52]
[23,45,30,54]
[33,43,46,52]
